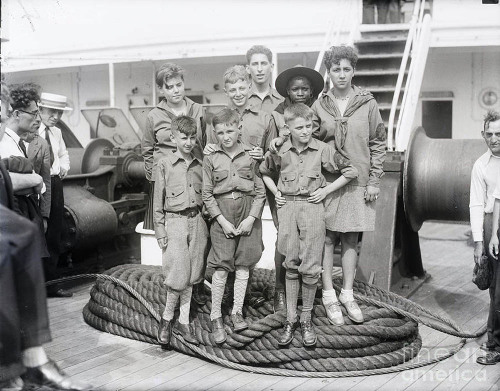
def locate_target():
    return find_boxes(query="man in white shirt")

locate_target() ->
[470,110,500,365]
[38,92,72,298]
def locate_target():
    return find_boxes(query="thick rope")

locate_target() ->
[49,265,485,377]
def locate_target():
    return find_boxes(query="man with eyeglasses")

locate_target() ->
[37,92,73,298]
[0,83,47,245]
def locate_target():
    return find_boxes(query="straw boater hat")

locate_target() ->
[38,92,73,111]
[275,65,325,99]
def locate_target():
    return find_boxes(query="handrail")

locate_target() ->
[387,0,422,150]
[395,13,432,150]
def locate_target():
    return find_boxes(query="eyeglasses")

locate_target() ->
[17,109,41,118]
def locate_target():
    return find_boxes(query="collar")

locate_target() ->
[166,149,201,165]
[486,148,500,164]
[157,97,194,114]
[227,102,259,115]
[213,141,251,156]
[280,137,319,153]
[5,127,21,144]
[325,85,368,100]
[38,123,52,136]
[250,85,282,100]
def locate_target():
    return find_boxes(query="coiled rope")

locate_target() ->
[51,264,486,377]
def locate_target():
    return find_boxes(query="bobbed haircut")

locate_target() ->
[212,107,240,129]
[171,115,197,137]
[223,65,250,85]
[246,45,273,64]
[324,45,359,71]
[155,63,185,88]
[284,103,314,124]
[9,83,41,111]
[484,110,500,132]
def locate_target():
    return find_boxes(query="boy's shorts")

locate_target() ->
[277,199,325,285]
[161,211,208,291]
[208,195,263,272]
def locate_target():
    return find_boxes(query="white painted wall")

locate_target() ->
[413,48,500,139]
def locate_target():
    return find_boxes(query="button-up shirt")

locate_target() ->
[142,98,205,181]
[207,104,277,153]
[469,149,500,241]
[247,86,284,114]
[153,150,203,238]
[202,142,265,219]
[0,128,26,159]
[38,123,70,176]
[260,138,358,196]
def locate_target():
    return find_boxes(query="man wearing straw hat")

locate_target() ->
[38,92,72,298]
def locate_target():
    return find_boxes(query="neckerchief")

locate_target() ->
[319,87,374,159]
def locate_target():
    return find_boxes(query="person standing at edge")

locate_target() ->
[38,92,73,298]
[246,45,284,114]
[471,110,500,365]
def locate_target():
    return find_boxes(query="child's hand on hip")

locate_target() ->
[157,237,168,249]
[237,216,256,236]
[275,191,286,208]
[308,187,328,203]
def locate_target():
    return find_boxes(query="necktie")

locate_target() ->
[45,128,55,166]
[18,139,28,158]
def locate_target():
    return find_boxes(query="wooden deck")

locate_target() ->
[46,222,500,391]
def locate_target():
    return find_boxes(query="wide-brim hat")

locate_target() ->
[275,65,325,99]
[38,92,73,111]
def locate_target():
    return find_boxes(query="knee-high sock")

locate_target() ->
[179,285,193,324]
[163,289,180,321]
[211,269,228,321]
[233,267,249,315]
[300,282,317,323]
[285,276,300,323]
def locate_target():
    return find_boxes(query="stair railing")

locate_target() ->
[395,13,432,150]
[387,0,423,150]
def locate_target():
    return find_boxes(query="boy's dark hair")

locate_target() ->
[155,63,185,88]
[9,83,41,111]
[223,65,249,85]
[284,103,314,124]
[212,107,240,129]
[484,110,500,132]
[246,45,273,64]
[171,115,197,137]
[324,45,359,71]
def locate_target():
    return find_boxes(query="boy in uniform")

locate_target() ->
[203,108,266,344]
[246,45,284,114]
[153,116,208,347]
[260,103,357,347]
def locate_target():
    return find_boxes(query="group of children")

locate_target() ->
[146,44,384,348]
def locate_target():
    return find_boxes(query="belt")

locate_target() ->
[283,195,310,201]
[214,191,250,200]
[166,207,200,218]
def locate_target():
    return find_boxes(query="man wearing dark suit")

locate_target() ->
[0,82,89,391]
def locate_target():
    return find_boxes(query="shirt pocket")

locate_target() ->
[193,182,203,194]
[213,170,229,182]
[281,171,297,192]
[165,184,185,208]
[237,166,255,192]
[305,170,322,192]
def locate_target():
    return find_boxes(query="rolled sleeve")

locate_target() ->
[469,162,486,242]
[249,165,266,219]
[142,116,155,182]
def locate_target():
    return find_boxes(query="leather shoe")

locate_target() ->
[0,376,23,391]
[47,287,73,298]
[340,299,364,323]
[230,312,248,332]
[245,295,266,309]
[23,360,91,390]
[322,299,345,326]
[211,317,227,344]
[278,320,299,346]
[476,351,500,365]
[174,321,199,345]
[300,320,317,347]
[480,341,496,352]
[157,318,172,345]
[273,290,286,313]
